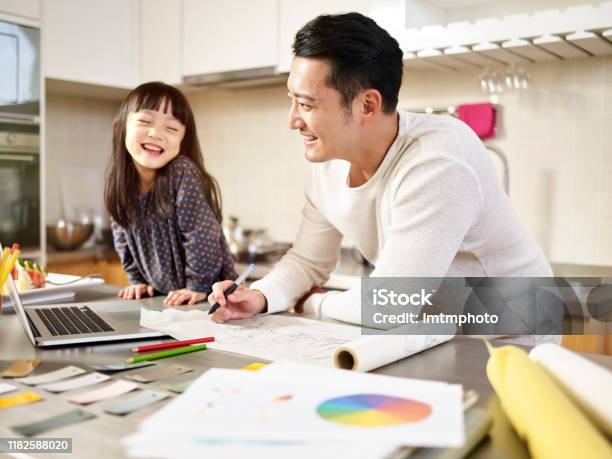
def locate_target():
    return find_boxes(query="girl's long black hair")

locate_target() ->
[105,82,222,227]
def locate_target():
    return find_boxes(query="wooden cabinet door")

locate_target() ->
[47,258,128,287]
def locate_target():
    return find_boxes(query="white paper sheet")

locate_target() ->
[140,309,454,371]
[124,363,464,457]
[140,309,361,366]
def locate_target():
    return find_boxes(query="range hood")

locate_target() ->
[183,66,287,88]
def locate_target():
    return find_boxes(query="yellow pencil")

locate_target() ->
[0,249,20,288]
[0,247,10,281]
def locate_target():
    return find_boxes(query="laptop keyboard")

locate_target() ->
[26,315,41,338]
[34,306,115,336]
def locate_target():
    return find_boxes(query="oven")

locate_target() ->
[0,19,40,250]
[0,126,40,248]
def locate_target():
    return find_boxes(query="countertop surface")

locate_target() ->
[46,242,612,280]
[235,246,372,290]
[1,284,611,458]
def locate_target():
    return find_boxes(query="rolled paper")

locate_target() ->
[529,343,612,437]
[485,342,612,459]
[333,334,454,372]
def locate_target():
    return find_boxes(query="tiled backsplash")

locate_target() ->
[188,87,310,243]
[45,55,612,266]
[45,93,118,226]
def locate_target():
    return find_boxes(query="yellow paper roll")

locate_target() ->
[485,342,612,459]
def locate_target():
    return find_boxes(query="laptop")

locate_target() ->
[5,273,166,347]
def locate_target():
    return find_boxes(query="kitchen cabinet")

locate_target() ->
[563,328,612,357]
[394,1,612,70]
[0,0,40,23]
[181,0,277,77]
[276,0,372,73]
[139,0,181,85]
[42,0,139,88]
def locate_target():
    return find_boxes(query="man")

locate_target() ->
[208,13,551,325]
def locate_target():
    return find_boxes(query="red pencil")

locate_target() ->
[131,337,215,353]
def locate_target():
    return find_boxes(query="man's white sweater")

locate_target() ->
[251,110,552,324]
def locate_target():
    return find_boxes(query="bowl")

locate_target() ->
[47,220,94,251]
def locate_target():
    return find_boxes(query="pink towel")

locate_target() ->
[457,103,496,140]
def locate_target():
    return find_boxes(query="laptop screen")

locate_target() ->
[2,261,36,346]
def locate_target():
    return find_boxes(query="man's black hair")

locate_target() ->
[292,12,403,114]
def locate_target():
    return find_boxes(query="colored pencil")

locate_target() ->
[0,244,20,288]
[126,344,207,363]
[131,337,215,353]
[0,247,10,276]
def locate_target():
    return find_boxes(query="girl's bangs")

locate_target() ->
[127,84,188,124]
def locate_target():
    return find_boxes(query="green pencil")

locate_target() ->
[126,344,207,363]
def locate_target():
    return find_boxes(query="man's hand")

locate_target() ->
[118,283,154,300]
[207,280,267,323]
[164,288,207,306]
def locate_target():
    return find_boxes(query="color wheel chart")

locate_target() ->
[316,394,432,427]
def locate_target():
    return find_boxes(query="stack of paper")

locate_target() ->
[123,362,465,459]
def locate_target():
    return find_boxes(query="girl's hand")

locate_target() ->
[208,281,267,323]
[164,288,206,306]
[118,284,154,300]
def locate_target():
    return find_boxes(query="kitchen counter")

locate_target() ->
[237,247,612,287]
[1,284,611,458]
[46,241,612,282]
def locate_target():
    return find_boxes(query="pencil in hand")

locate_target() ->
[208,263,256,315]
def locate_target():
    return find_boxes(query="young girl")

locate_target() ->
[105,81,236,306]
